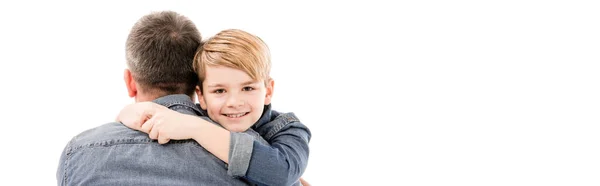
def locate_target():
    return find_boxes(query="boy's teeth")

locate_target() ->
[227,113,245,118]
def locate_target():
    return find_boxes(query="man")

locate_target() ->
[56,11,269,185]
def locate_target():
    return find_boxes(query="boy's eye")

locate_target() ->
[213,89,225,94]
[242,86,254,91]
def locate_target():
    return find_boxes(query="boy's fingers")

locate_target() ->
[147,121,159,140]
[141,117,156,134]
[158,136,170,144]
[149,128,158,140]
[138,106,156,127]
[133,114,147,130]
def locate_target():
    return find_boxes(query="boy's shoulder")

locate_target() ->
[254,109,308,140]
[270,110,300,124]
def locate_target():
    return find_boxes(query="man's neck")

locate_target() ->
[135,93,194,103]
[134,94,158,102]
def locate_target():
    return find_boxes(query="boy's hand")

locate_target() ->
[117,102,163,131]
[300,178,311,186]
[139,109,203,144]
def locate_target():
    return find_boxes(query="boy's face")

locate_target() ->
[197,65,273,132]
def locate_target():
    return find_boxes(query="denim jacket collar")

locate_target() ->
[255,104,273,127]
[152,94,203,116]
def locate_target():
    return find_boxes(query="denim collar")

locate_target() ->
[152,94,203,116]
[255,104,273,127]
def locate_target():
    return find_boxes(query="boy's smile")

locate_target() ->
[223,112,249,118]
[197,65,273,132]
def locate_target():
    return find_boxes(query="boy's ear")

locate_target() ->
[264,78,274,105]
[196,86,207,110]
[124,69,137,98]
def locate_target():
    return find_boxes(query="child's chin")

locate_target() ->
[224,125,249,132]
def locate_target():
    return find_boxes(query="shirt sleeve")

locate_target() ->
[228,114,311,186]
[227,132,255,177]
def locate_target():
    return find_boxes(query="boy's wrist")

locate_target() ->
[190,116,211,141]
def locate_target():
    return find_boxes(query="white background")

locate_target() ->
[1,0,599,185]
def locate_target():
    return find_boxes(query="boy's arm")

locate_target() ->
[118,103,311,185]
[228,113,311,186]
[300,178,311,186]
[118,102,232,162]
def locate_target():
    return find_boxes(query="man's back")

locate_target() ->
[57,95,257,186]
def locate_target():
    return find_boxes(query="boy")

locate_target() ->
[118,29,311,186]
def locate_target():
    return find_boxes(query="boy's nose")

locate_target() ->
[225,95,244,108]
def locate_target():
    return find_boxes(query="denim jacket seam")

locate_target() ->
[62,140,73,186]
[164,101,201,114]
[265,122,285,140]
[166,102,191,108]
[265,113,300,140]
[70,138,202,152]
[169,105,187,113]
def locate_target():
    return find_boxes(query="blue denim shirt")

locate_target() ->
[56,95,268,186]
[219,104,312,186]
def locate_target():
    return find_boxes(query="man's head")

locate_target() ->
[194,29,274,132]
[124,11,201,102]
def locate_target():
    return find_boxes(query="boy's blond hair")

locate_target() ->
[194,29,271,86]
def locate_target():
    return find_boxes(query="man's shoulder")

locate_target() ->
[68,122,150,150]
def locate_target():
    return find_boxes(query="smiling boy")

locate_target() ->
[118,29,311,186]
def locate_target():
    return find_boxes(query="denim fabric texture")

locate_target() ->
[57,95,262,185]
[57,94,311,186]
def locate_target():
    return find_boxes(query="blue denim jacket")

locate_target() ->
[57,94,311,186]
[56,95,267,186]
[221,104,312,186]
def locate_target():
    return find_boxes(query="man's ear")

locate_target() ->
[196,85,207,110]
[124,69,137,98]
[264,78,274,105]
